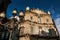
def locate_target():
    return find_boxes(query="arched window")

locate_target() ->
[39,26,42,35]
[49,28,56,36]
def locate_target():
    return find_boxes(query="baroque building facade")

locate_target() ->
[18,7,59,40]
[0,6,59,40]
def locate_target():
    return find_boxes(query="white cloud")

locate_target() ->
[55,18,60,34]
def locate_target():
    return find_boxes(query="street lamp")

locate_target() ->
[12,9,17,17]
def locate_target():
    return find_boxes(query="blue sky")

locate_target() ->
[6,0,60,33]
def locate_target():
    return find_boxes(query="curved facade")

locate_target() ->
[0,6,59,40]
[18,8,59,40]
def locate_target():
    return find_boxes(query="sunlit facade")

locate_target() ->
[0,6,59,40]
[18,7,59,40]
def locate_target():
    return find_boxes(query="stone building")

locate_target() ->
[0,0,59,40]
[18,7,59,40]
[0,5,59,40]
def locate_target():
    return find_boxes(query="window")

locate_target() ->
[39,26,42,35]
[30,37,37,40]
[38,38,47,40]
[31,27,33,34]
[38,16,41,23]
[38,16,40,18]
[30,16,32,20]
[46,19,49,22]
[41,30,48,36]
[20,16,24,22]
[19,26,24,35]
[49,28,56,36]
